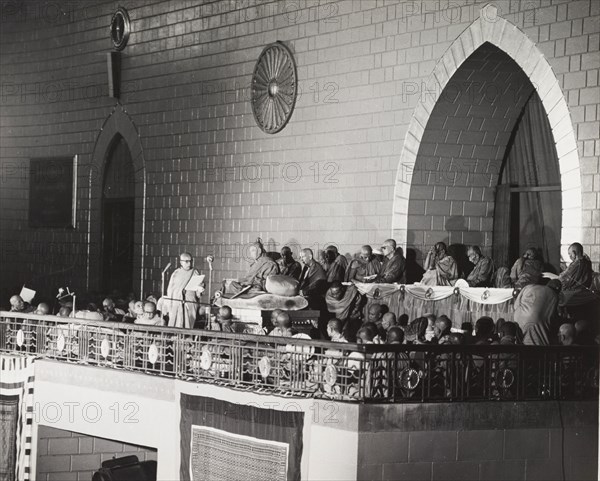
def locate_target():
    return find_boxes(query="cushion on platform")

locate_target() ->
[265,275,299,296]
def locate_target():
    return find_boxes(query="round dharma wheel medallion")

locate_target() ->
[496,368,515,389]
[100,338,110,358]
[324,364,337,387]
[251,41,298,134]
[147,343,159,364]
[16,329,24,347]
[425,288,434,299]
[57,334,66,353]
[200,348,212,370]
[258,356,271,378]
[481,289,491,301]
[399,368,420,390]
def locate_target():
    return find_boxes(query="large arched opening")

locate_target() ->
[392,5,581,279]
[88,105,146,296]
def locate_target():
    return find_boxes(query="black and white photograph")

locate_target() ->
[0,1,598,480]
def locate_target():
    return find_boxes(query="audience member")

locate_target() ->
[381,312,397,331]
[34,303,50,315]
[558,323,576,346]
[327,319,348,343]
[325,245,348,283]
[269,311,294,337]
[227,239,279,295]
[386,327,404,344]
[345,245,382,282]
[433,316,452,341]
[559,243,593,292]
[135,301,165,326]
[10,295,33,313]
[474,316,496,345]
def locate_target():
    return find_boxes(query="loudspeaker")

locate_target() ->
[107,51,121,98]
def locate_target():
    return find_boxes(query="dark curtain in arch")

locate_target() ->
[494,92,562,271]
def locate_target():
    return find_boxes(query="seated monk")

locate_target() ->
[421,242,458,286]
[510,248,543,288]
[325,281,364,340]
[277,246,302,280]
[345,245,382,282]
[466,246,494,287]
[370,239,405,283]
[325,245,348,283]
[298,248,328,300]
[226,238,279,296]
[559,242,593,291]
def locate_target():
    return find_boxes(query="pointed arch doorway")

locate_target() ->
[101,136,135,294]
[88,105,146,296]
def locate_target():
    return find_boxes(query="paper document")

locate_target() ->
[542,272,559,279]
[184,274,205,291]
[20,286,36,303]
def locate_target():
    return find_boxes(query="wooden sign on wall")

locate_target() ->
[29,156,77,228]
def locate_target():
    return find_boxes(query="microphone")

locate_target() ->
[162,262,172,274]
[206,255,214,271]
[56,287,65,298]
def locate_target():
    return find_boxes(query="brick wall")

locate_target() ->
[0,0,598,301]
[36,425,157,481]
[358,401,598,481]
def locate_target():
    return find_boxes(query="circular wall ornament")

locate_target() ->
[110,7,131,51]
[251,41,298,134]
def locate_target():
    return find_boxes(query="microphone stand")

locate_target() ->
[206,256,214,330]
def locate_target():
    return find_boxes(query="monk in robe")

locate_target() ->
[165,252,204,329]
[466,245,495,287]
[326,281,364,341]
[421,242,458,286]
[325,245,348,283]
[514,280,562,345]
[345,245,382,282]
[276,246,302,280]
[559,243,593,291]
[227,239,279,296]
[510,248,543,288]
[371,239,405,283]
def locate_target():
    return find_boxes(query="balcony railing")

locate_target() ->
[1,311,597,403]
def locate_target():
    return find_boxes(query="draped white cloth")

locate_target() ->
[353,283,514,305]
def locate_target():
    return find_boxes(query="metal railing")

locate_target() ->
[0,311,597,403]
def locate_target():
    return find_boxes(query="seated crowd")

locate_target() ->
[4,240,598,349]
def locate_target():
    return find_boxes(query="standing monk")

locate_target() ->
[165,252,204,329]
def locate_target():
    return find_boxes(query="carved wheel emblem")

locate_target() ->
[425,288,434,299]
[496,368,515,389]
[110,7,131,51]
[57,334,66,353]
[399,368,421,390]
[147,343,159,364]
[100,338,110,358]
[251,41,298,134]
[16,329,24,347]
[258,356,271,378]
[324,364,337,386]
[481,289,491,301]
[373,288,381,299]
[200,348,212,370]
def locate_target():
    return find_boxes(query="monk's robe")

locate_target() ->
[466,256,495,287]
[228,254,279,295]
[510,258,543,288]
[375,252,406,283]
[421,255,458,286]
[165,267,201,329]
[277,258,302,280]
[559,256,593,291]
[325,284,363,321]
[326,254,348,283]
[345,257,382,282]
[514,284,559,345]
[299,262,327,296]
